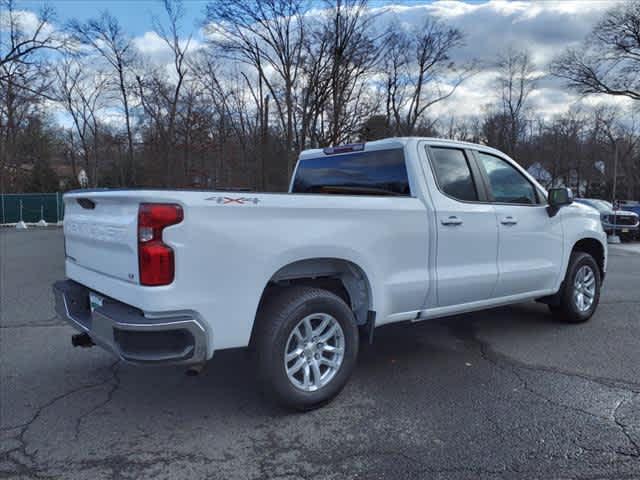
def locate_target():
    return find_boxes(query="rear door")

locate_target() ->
[472,150,563,296]
[424,146,499,307]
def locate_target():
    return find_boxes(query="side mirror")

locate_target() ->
[547,187,574,217]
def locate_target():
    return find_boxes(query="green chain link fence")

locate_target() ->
[0,193,64,224]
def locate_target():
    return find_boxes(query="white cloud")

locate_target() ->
[131,30,205,87]
[373,0,616,66]
[133,31,203,58]
[366,0,627,121]
[10,1,633,130]
[0,8,54,37]
[129,1,633,126]
[133,31,170,56]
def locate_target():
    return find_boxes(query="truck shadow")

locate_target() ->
[111,301,559,417]
[361,301,555,356]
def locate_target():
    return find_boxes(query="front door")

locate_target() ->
[473,151,564,296]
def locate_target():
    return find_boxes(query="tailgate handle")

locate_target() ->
[77,198,95,210]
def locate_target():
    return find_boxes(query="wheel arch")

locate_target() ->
[539,235,606,308]
[571,237,606,280]
[257,257,374,327]
[247,257,375,351]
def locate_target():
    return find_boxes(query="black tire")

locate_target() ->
[255,286,359,411]
[549,251,601,323]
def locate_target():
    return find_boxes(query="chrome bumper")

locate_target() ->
[602,221,639,233]
[53,280,207,365]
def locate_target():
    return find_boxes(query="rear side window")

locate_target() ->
[429,147,478,202]
[291,148,410,196]
[476,152,537,205]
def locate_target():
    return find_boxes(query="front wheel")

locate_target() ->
[255,286,359,411]
[549,251,601,323]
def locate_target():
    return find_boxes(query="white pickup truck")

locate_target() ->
[54,137,607,410]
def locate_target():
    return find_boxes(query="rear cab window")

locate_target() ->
[428,147,478,202]
[291,148,411,196]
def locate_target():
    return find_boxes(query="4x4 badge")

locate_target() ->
[205,196,260,205]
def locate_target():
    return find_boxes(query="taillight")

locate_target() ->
[138,203,183,286]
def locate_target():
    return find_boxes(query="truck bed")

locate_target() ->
[62,189,430,355]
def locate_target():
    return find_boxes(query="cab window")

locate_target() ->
[429,147,478,202]
[476,152,538,205]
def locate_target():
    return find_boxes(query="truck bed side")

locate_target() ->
[62,190,430,357]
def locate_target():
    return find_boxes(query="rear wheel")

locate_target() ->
[549,251,601,323]
[255,286,359,410]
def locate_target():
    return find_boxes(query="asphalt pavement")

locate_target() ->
[1,228,639,479]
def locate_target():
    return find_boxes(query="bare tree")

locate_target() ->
[442,114,482,143]
[4,0,640,203]
[320,0,379,145]
[68,12,137,183]
[191,53,264,188]
[551,1,640,102]
[191,54,239,186]
[381,18,470,136]
[496,48,537,156]
[0,0,65,74]
[534,109,585,191]
[295,22,333,149]
[1,0,64,194]
[205,0,306,175]
[136,0,192,186]
[53,57,109,186]
[592,107,640,202]
[381,27,408,134]
[1,58,50,178]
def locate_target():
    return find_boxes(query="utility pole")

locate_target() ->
[612,138,618,204]
[601,126,622,243]
[1,130,5,224]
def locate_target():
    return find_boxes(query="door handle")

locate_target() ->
[501,216,518,226]
[441,216,463,226]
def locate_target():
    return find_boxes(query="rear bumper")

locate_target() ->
[53,280,208,365]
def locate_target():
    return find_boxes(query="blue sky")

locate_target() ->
[21,0,467,36]
[23,0,207,34]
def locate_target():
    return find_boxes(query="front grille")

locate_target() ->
[613,215,639,226]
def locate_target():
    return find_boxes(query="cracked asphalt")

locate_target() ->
[1,228,639,479]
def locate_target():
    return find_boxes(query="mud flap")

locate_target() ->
[359,310,376,344]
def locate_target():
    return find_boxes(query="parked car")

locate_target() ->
[619,200,640,226]
[574,198,639,241]
[53,138,608,410]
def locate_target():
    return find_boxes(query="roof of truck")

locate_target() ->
[298,137,507,160]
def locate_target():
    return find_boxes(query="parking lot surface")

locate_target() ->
[1,228,639,479]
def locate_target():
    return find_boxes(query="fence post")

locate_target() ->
[16,199,28,229]
[1,192,4,224]
[56,192,60,223]
[37,204,48,227]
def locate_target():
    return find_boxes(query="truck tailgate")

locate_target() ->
[64,195,140,283]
